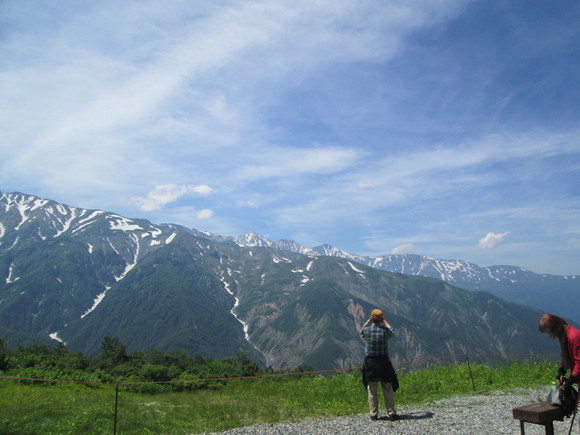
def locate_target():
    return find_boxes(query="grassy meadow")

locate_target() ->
[0,360,557,434]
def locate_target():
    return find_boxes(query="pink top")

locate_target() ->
[565,325,580,380]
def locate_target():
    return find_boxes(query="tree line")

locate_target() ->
[0,337,309,393]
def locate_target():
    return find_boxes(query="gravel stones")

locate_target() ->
[202,387,577,435]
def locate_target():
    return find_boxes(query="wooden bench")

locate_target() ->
[512,401,566,435]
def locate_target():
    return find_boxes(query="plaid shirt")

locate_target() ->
[360,322,393,357]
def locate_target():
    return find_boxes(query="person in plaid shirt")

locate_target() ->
[360,309,399,421]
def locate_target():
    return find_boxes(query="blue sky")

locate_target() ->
[1,0,579,275]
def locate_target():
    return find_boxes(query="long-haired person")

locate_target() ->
[539,313,580,387]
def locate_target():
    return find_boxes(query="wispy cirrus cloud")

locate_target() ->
[1,0,579,274]
[235,146,361,181]
[0,1,466,190]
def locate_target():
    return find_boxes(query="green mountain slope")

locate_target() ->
[0,192,558,370]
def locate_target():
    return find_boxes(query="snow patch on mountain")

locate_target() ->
[114,233,140,281]
[53,207,79,238]
[234,231,274,248]
[147,229,166,246]
[348,261,365,274]
[219,272,270,364]
[149,228,162,238]
[81,286,111,319]
[4,236,19,251]
[49,332,64,344]
[165,232,176,244]
[220,274,250,341]
[56,204,68,215]
[5,263,19,284]
[14,202,31,230]
[31,198,48,211]
[276,239,316,256]
[73,210,103,234]
[108,215,143,232]
[107,238,120,256]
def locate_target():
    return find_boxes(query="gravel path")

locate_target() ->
[202,387,579,435]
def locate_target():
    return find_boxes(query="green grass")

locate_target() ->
[0,360,557,434]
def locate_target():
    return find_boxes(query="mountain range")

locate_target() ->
[0,191,576,370]
[214,231,579,325]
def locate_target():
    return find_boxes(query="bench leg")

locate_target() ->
[518,420,556,435]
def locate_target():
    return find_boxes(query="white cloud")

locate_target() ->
[390,243,415,254]
[235,146,360,180]
[130,184,215,211]
[237,200,258,208]
[478,232,510,249]
[197,209,214,220]
[190,185,215,195]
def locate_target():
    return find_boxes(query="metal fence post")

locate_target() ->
[114,383,119,435]
[465,352,477,392]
